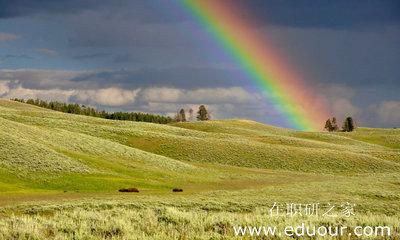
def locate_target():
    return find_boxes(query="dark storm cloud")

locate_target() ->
[0,0,185,23]
[3,0,398,50]
[258,25,400,87]
[240,0,400,29]
[66,19,192,48]
[2,0,399,29]
[0,0,106,18]
[0,66,241,90]
[114,54,138,63]
[70,66,241,89]
[1,54,32,59]
[73,53,110,60]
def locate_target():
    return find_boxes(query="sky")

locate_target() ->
[0,0,399,129]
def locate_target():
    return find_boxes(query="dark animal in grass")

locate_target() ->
[119,188,139,192]
[173,188,183,192]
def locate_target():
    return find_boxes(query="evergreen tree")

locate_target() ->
[332,117,339,131]
[342,116,356,132]
[197,105,208,121]
[324,117,341,132]
[324,119,333,132]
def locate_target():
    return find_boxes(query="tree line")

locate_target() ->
[12,98,173,124]
[324,116,357,132]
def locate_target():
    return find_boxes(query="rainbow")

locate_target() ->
[178,0,329,131]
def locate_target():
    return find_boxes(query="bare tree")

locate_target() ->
[189,108,194,121]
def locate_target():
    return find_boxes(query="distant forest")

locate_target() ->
[12,98,172,124]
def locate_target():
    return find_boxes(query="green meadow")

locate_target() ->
[0,98,399,239]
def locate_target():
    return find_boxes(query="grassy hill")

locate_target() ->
[0,98,399,194]
[1,98,400,239]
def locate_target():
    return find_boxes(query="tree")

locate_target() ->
[177,108,186,122]
[189,108,194,121]
[197,105,208,121]
[342,116,356,132]
[324,117,340,132]
[332,117,339,131]
[324,119,333,132]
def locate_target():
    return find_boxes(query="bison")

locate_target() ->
[119,188,139,192]
[172,188,183,192]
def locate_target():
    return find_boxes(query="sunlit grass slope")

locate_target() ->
[0,99,399,194]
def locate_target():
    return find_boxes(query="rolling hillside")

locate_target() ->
[0,98,399,194]
[1,98,400,239]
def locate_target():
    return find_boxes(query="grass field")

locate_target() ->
[0,98,399,239]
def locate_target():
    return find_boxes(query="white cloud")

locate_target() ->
[0,81,261,119]
[5,85,74,102]
[134,87,261,120]
[0,79,368,127]
[0,32,22,44]
[368,101,400,127]
[141,88,182,102]
[316,83,361,122]
[36,48,58,56]
[140,87,256,104]
[1,80,140,107]
[330,98,361,119]
[0,80,10,96]
[72,88,140,106]
[1,69,397,128]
